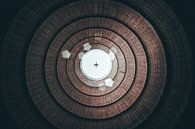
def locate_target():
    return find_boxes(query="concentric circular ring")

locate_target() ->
[26,0,164,123]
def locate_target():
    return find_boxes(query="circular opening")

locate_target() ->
[80,49,113,81]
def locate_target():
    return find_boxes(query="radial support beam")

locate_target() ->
[109,50,116,60]
[110,46,118,54]
[78,52,85,59]
[62,50,71,59]
[104,78,114,87]
[83,43,92,51]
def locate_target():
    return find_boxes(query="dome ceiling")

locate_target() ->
[0,0,193,129]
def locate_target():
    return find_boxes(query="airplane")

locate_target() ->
[93,62,99,68]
